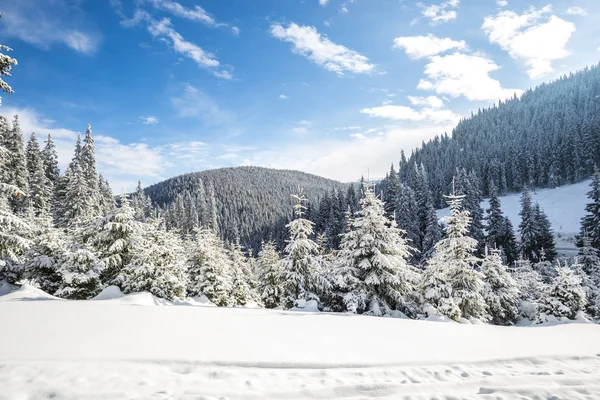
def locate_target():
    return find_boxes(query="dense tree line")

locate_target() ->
[399,63,600,208]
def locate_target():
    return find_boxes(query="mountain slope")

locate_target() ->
[144,166,348,249]
[401,63,600,208]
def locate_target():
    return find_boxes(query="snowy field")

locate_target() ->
[438,179,590,252]
[1,285,600,399]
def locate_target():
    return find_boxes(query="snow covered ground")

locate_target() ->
[438,180,590,252]
[1,285,600,399]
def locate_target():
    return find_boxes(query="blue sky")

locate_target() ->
[1,0,599,190]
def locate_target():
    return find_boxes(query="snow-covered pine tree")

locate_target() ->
[421,200,442,262]
[334,183,419,316]
[425,184,488,321]
[571,257,600,319]
[5,115,29,202]
[394,183,421,263]
[481,248,520,325]
[63,163,92,227]
[25,132,52,217]
[41,134,60,186]
[228,240,259,307]
[519,188,538,261]
[80,124,100,215]
[579,167,600,250]
[188,227,232,306]
[55,245,103,299]
[116,220,188,300]
[533,204,556,262]
[455,168,485,254]
[579,233,600,276]
[256,240,284,308]
[85,192,140,285]
[485,181,518,264]
[207,182,219,235]
[98,174,115,215]
[131,180,152,222]
[539,264,586,321]
[0,43,17,106]
[510,257,545,320]
[278,190,329,308]
[24,224,66,294]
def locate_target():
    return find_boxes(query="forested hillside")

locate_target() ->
[144,167,350,250]
[400,63,600,208]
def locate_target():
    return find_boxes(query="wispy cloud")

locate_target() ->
[270,23,376,75]
[566,7,587,16]
[279,94,289,99]
[144,0,240,35]
[360,104,459,124]
[0,0,101,54]
[417,0,460,25]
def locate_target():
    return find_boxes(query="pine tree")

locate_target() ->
[55,246,103,299]
[188,227,232,306]
[519,188,537,260]
[63,163,92,227]
[228,241,258,306]
[394,183,420,263]
[481,248,520,325]
[425,184,488,321]
[116,220,188,300]
[80,124,100,214]
[335,183,419,316]
[131,180,152,222]
[256,241,284,308]
[5,115,29,198]
[455,168,485,253]
[23,224,65,294]
[533,204,556,262]
[0,43,18,106]
[279,190,328,308]
[486,182,518,264]
[41,134,60,186]
[539,265,586,320]
[25,133,52,217]
[85,193,139,285]
[98,175,115,215]
[579,167,600,250]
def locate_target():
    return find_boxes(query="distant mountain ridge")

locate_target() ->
[144,166,349,249]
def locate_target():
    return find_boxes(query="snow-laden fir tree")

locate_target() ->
[24,224,66,294]
[0,43,17,106]
[55,245,103,299]
[334,183,419,316]
[510,257,545,320]
[394,183,421,264]
[228,240,259,307]
[188,227,232,306]
[98,174,115,215]
[579,233,600,276]
[579,167,600,250]
[4,115,29,201]
[278,190,329,308]
[256,240,284,308]
[485,181,518,264]
[116,220,188,300]
[80,124,100,214]
[25,133,53,217]
[63,163,93,227]
[41,134,60,186]
[419,255,460,320]
[481,248,520,325]
[539,264,587,321]
[131,180,152,222]
[425,183,489,321]
[84,193,140,285]
[571,257,600,319]
[519,188,537,260]
[455,168,485,253]
[533,204,556,261]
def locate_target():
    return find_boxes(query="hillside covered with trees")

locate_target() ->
[399,63,600,208]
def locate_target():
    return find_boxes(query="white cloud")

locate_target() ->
[408,95,444,108]
[417,0,460,24]
[319,0,329,6]
[482,5,576,79]
[270,23,376,75]
[279,94,289,99]
[0,0,101,54]
[140,116,159,125]
[360,104,460,124]
[148,18,219,68]
[339,6,349,13]
[393,34,466,59]
[171,84,233,123]
[417,52,522,101]
[145,0,240,34]
[496,0,508,6]
[566,7,587,16]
